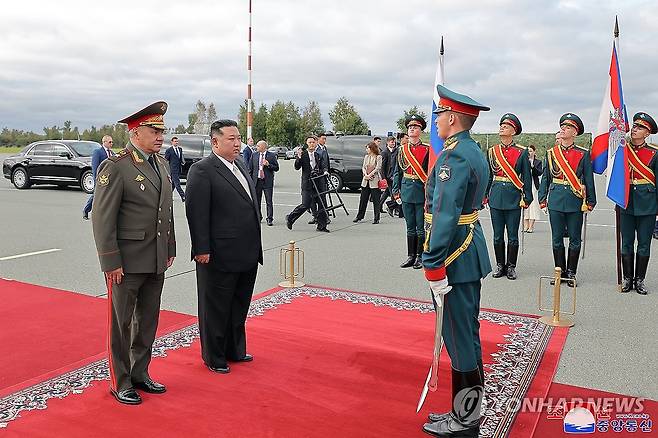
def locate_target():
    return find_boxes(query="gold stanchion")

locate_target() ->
[279,241,305,288]
[538,267,576,327]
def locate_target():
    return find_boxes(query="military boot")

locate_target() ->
[491,243,507,278]
[565,248,580,287]
[635,255,650,295]
[422,368,482,437]
[428,361,486,424]
[550,248,566,285]
[620,253,634,293]
[413,238,424,269]
[400,236,417,268]
[506,244,519,280]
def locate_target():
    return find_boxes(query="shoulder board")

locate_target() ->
[514,144,527,150]
[155,153,167,162]
[445,140,459,151]
[646,143,658,151]
[109,149,130,162]
[575,145,588,152]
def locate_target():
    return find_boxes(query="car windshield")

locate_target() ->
[67,141,101,157]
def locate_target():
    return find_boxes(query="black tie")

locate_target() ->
[148,155,160,177]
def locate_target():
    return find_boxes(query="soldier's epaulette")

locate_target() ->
[575,145,588,152]
[646,143,658,151]
[109,149,130,162]
[515,143,527,150]
[444,139,459,151]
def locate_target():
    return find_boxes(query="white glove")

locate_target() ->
[429,279,452,303]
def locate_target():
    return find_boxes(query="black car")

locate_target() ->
[3,140,101,193]
[161,134,212,178]
[325,135,382,191]
[268,146,288,159]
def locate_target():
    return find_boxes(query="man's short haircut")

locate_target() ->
[387,136,395,142]
[528,144,536,151]
[454,112,477,131]
[171,136,178,141]
[306,135,318,142]
[210,119,238,137]
[373,136,381,141]
[317,133,327,137]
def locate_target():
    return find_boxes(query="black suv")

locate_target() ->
[161,134,212,178]
[325,135,381,191]
[3,140,101,193]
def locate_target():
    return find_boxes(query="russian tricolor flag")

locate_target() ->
[591,37,629,208]
[428,38,445,172]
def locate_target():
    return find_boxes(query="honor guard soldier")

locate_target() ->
[485,113,533,280]
[92,102,176,405]
[392,114,430,269]
[538,113,596,285]
[620,112,658,294]
[422,85,491,437]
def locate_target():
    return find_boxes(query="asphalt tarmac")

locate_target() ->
[0,153,655,400]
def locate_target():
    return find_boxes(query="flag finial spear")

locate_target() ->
[440,36,444,55]
[614,16,619,38]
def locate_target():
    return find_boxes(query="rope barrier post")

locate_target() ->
[279,241,305,288]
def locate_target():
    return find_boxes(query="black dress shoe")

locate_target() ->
[317,227,330,233]
[266,219,273,226]
[82,213,89,220]
[372,219,379,224]
[352,217,362,223]
[308,218,317,225]
[232,354,253,362]
[133,378,166,394]
[207,364,230,374]
[110,388,142,405]
[285,215,292,230]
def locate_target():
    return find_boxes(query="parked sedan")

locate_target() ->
[268,146,288,159]
[2,140,101,193]
[285,147,300,160]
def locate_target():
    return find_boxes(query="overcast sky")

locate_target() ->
[1,0,656,136]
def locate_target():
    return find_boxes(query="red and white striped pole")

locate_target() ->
[246,0,253,140]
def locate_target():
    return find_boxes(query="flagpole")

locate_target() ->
[613,16,622,290]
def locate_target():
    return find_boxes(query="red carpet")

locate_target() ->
[0,284,568,437]
[533,382,657,436]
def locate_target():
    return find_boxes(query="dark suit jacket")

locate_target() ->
[91,147,113,180]
[248,150,279,189]
[164,146,184,175]
[529,157,543,190]
[185,154,263,272]
[316,145,330,172]
[242,146,254,166]
[381,146,397,180]
[295,149,326,192]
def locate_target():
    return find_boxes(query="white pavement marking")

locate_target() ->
[0,248,62,261]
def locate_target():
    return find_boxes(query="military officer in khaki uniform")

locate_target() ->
[92,101,176,405]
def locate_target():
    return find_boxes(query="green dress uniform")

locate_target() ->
[620,112,658,295]
[486,113,533,280]
[392,114,430,269]
[538,113,596,285]
[422,85,491,438]
[91,102,176,404]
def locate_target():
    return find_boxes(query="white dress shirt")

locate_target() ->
[214,152,252,199]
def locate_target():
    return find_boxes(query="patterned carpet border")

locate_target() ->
[0,286,553,437]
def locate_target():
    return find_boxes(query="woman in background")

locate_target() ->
[353,141,382,224]
[523,144,543,232]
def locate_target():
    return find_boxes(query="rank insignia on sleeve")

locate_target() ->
[135,174,145,182]
[438,165,451,182]
[98,174,110,186]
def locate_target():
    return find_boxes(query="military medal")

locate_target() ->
[135,175,145,182]
[140,183,145,191]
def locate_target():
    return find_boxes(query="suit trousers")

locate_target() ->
[490,207,522,246]
[379,178,393,210]
[289,189,327,229]
[355,186,381,221]
[402,201,424,238]
[108,272,164,391]
[171,172,185,200]
[433,280,482,372]
[621,213,655,257]
[255,179,274,221]
[195,263,258,367]
[548,209,583,250]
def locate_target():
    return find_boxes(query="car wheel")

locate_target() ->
[328,172,343,192]
[80,169,94,194]
[11,167,31,189]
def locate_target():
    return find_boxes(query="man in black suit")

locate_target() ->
[378,136,397,213]
[309,133,331,225]
[185,119,263,374]
[248,140,279,226]
[164,136,185,201]
[286,135,329,232]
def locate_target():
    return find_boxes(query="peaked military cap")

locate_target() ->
[433,85,490,117]
[500,113,522,135]
[118,101,168,130]
[405,114,427,130]
[633,112,657,134]
[559,113,584,136]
